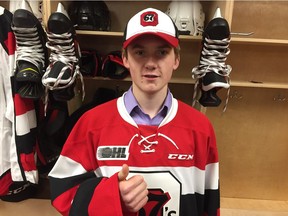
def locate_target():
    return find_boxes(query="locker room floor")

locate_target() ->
[1,197,288,216]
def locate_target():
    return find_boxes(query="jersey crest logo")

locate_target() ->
[140,189,171,216]
[129,171,180,216]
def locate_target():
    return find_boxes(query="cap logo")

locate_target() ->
[141,11,158,27]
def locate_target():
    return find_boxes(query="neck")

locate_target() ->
[132,86,168,119]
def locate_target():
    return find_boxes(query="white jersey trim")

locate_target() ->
[15,110,37,136]
[117,93,138,127]
[49,155,87,178]
[49,155,219,195]
[94,163,219,195]
[117,93,178,128]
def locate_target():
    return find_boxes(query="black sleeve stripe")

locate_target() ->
[204,189,220,216]
[49,171,96,201]
[180,189,220,216]
[69,177,103,216]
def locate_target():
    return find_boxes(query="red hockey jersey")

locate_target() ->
[0,6,38,202]
[49,94,220,216]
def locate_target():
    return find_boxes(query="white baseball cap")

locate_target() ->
[123,8,179,49]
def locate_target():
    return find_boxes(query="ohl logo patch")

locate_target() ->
[97,146,129,160]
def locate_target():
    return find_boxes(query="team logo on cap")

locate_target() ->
[141,11,158,27]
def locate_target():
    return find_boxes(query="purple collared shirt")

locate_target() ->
[124,87,172,126]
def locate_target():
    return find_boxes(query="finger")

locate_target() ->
[118,164,129,181]
[126,191,149,213]
[121,176,148,204]
[121,178,149,213]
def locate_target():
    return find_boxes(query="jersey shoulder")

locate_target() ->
[174,100,213,131]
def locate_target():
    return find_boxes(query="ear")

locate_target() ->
[173,55,180,70]
[122,51,130,69]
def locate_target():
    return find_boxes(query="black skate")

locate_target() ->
[12,0,48,99]
[42,2,83,102]
[192,7,231,108]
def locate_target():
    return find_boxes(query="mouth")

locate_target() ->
[143,74,159,78]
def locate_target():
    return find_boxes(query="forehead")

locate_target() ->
[128,34,172,49]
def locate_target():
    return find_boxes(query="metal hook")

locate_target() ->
[230,32,254,36]
[229,90,243,100]
[197,27,254,37]
[273,94,286,102]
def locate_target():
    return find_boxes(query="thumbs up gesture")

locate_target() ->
[118,164,149,213]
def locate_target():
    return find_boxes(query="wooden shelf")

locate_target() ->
[231,37,288,46]
[76,30,202,42]
[83,76,196,85]
[75,33,288,46]
[76,30,123,37]
[231,81,288,89]
[83,76,131,82]
[82,77,288,90]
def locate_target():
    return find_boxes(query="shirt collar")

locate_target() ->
[124,87,172,115]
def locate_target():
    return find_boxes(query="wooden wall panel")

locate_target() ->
[231,1,288,40]
[206,87,288,200]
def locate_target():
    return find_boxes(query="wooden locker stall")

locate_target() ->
[45,0,288,204]
[206,0,288,202]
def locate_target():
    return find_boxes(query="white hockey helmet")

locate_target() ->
[166,1,205,36]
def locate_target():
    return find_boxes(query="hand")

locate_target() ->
[118,164,149,213]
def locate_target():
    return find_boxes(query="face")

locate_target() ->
[122,34,180,96]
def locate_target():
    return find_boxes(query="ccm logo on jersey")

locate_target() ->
[97,146,129,160]
[168,154,194,160]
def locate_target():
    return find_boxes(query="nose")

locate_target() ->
[145,56,157,71]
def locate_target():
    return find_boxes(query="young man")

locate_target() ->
[49,8,220,216]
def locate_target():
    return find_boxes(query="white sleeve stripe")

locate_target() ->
[205,163,219,190]
[25,170,38,184]
[15,110,37,135]
[48,155,87,178]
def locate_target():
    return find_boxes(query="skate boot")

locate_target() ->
[192,7,231,109]
[12,0,48,99]
[42,2,83,103]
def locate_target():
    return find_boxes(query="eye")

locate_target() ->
[157,49,169,57]
[134,49,145,56]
